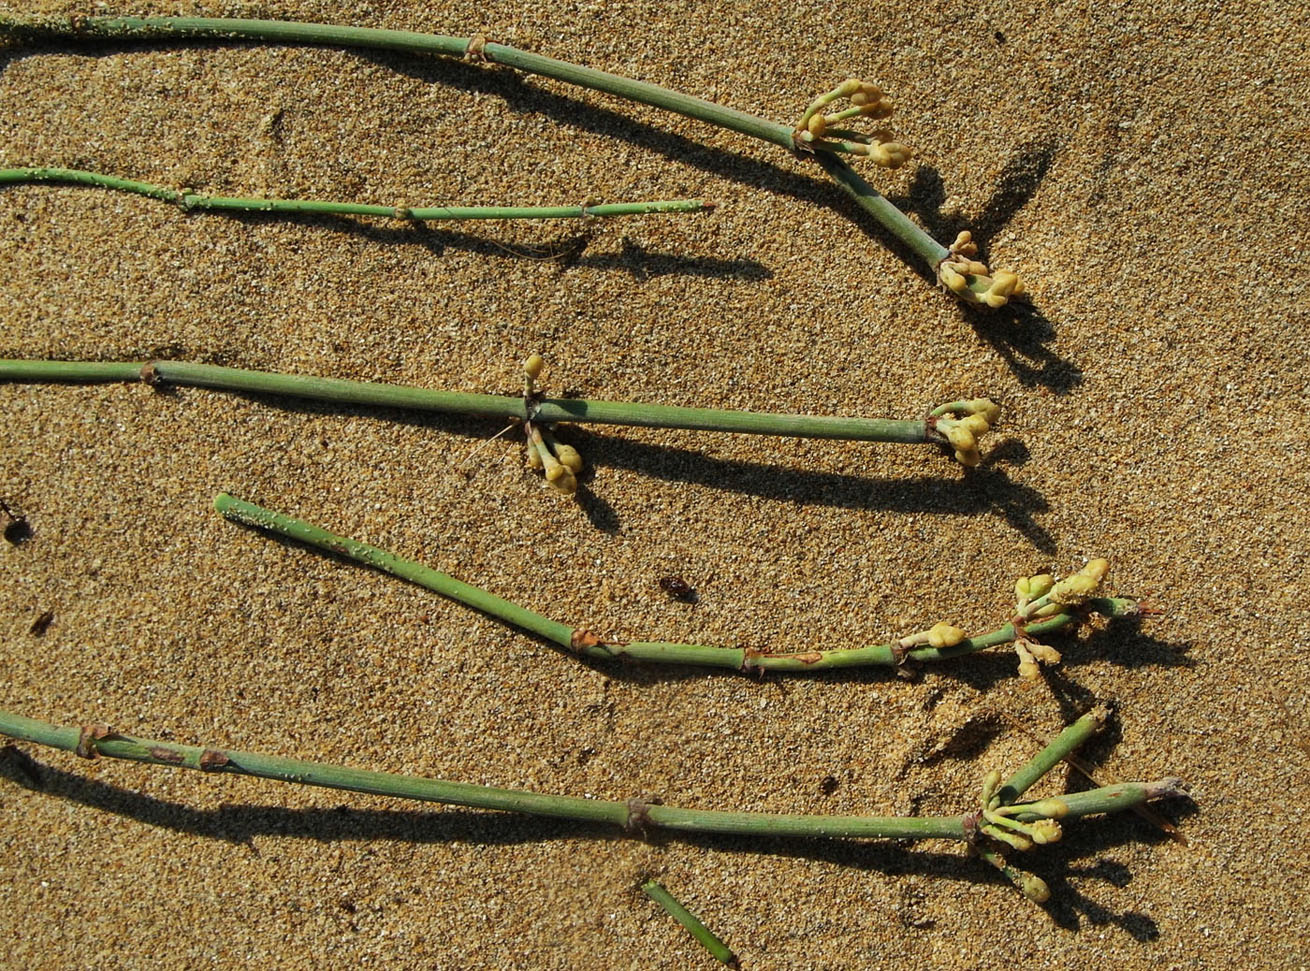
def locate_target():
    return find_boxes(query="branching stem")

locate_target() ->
[0,706,1184,847]
[213,494,1137,675]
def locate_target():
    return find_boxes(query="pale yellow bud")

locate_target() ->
[1081,558,1110,583]
[1029,819,1063,844]
[548,469,578,495]
[1018,659,1041,680]
[1051,573,1098,604]
[1027,642,1062,665]
[982,290,1009,309]
[806,113,827,138]
[545,464,567,483]
[523,353,545,380]
[954,448,981,467]
[870,141,911,168]
[837,78,863,97]
[526,448,544,470]
[1025,574,1054,599]
[945,424,976,452]
[966,398,1002,425]
[857,81,883,100]
[940,265,969,293]
[989,271,1020,298]
[1025,798,1069,819]
[981,769,1002,806]
[1022,875,1051,903]
[554,443,584,474]
[951,230,973,250]
[961,413,991,435]
[927,622,967,648]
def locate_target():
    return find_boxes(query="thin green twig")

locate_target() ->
[0,166,710,222]
[641,880,738,967]
[0,13,1012,300]
[213,493,1139,675]
[0,358,945,446]
[0,705,1186,850]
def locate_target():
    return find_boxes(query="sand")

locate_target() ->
[1,2,1307,968]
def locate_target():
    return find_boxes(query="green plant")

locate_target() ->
[0,166,709,223]
[0,13,1024,305]
[0,705,1184,902]
[214,493,1135,679]
[641,880,738,967]
[0,356,1005,477]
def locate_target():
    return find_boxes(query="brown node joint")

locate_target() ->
[75,724,113,759]
[740,647,763,673]
[149,746,186,765]
[962,810,983,844]
[139,361,164,386]
[464,34,490,62]
[199,749,231,771]
[393,206,414,221]
[569,628,601,653]
[624,795,663,835]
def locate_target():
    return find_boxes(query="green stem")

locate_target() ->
[0,167,708,221]
[0,358,933,445]
[0,14,953,280]
[0,706,1182,843]
[214,494,1137,674]
[641,880,737,967]
[997,706,1109,805]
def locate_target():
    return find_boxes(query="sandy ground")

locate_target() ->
[1,2,1307,968]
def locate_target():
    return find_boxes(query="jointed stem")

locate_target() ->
[0,358,938,446]
[214,494,1137,675]
[0,167,710,222]
[0,13,979,294]
[0,705,1184,848]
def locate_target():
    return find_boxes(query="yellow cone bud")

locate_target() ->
[945,424,976,452]
[940,265,968,293]
[1029,819,1063,844]
[526,448,543,470]
[1027,642,1062,664]
[1025,574,1054,599]
[961,413,991,435]
[954,448,981,467]
[951,230,973,250]
[871,141,911,168]
[1082,558,1110,583]
[1025,798,1069,819]
[807,113,827,138]
[837,78,862,97]
[927,622,967,648]
[523,353,545,380]
[1018,659,1041,680]
[554,443,584,474]
[548,469,578,495]
[1022,875,1051,903]
[545,464,567,483]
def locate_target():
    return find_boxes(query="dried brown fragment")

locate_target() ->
[139,361,162,386]
[75,724,112,759]
[793,651,824,665]
[199,749,231,771]
[569,629,600,653]
[624,795,663,835]
[149,746,186,764]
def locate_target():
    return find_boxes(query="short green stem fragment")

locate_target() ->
[0,167,708,221]
[212,494,1137,676]
[641,880,737,967]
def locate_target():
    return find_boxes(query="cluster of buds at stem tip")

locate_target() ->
[1010,558,1110,679]
[929,398,1001,467]
[937,231,1025,308]
[978,770,1069,853]
[792,78,912,168]
[522,354,582,496]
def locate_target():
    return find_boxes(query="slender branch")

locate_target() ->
[997,705,1110,805]
[213,493,1139,675]
[0,358,939,446]
[0,705,1185,846]
[641,880,738,967]
[0,13,1015,301]
[0,166,710,221]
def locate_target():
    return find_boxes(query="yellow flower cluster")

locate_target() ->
[932,398,1001,467]
[521,354,582,496]
[937,231,1025,308]
[793,79,912,169]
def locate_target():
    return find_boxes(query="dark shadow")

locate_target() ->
[572,428,1056,552]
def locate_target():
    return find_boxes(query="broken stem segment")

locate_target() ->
[214,494,1138,675]
[0,705,1185,861]
[0,167,710,221]
[641,880,738,967]
[0,13,1015,303]
[0,358,948,448]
